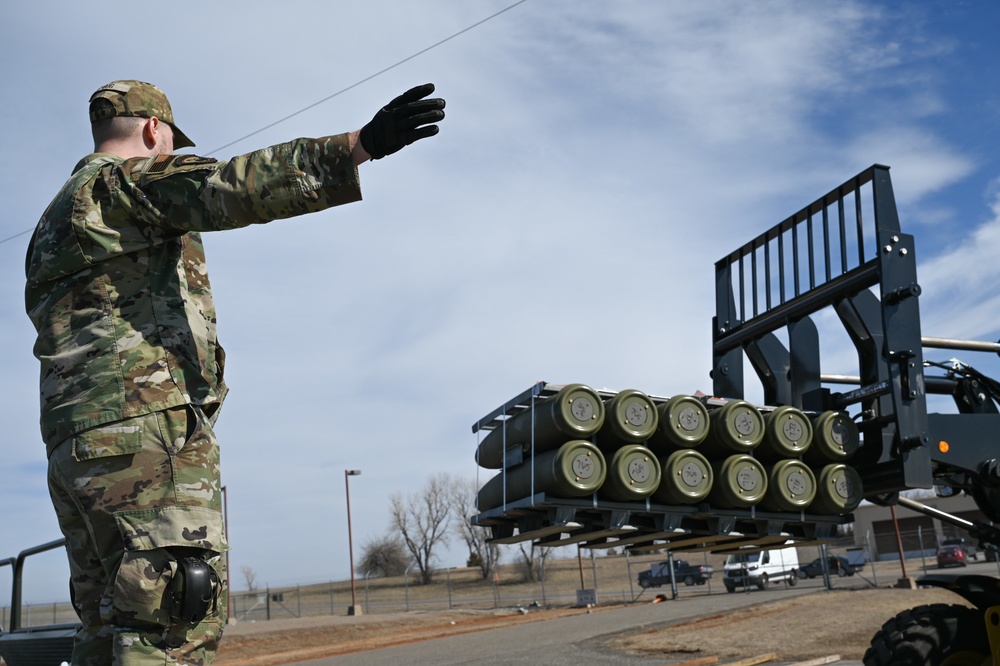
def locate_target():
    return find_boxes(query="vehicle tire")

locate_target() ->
[788,572,797,587]
[837,567,849,577]
[863,604,990,666]
[797,569,806,579]
[725,584,735,593]
[684,575,695,586]
[757,573,769,591]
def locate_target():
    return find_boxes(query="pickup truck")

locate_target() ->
[638,559,714,588]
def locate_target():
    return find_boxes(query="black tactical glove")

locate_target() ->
[360,83,446,159]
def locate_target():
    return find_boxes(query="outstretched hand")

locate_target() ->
[359,83,446,160]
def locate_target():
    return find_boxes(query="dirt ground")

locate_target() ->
[214,586,967,665]
[609,587,965,662]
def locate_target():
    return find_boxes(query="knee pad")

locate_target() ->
[169,555,221,625]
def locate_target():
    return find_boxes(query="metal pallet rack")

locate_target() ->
[470,381,848,553]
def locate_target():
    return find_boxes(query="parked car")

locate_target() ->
[638,559,715,588]
[797,556,855,579]
[941,537,978,560]
[937,544,969,568]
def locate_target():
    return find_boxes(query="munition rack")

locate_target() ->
[471,382,848,554]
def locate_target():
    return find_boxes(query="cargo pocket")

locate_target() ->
[103,505,228,628]
[72,418,145,461]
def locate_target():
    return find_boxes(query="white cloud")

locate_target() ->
[3,0,1000,599]
[919,182,1000,342]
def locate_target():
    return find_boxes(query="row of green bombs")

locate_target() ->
[475,383,863,516]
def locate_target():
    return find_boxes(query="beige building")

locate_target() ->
[850,493,990,561]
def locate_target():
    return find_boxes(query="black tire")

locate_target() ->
[863,604,990,666]
[724,584,735,593]
[837,567,849,577]
[757,573,769,591]
[684,575,695,586]
[787,572,797,587]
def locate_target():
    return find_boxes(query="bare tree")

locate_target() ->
[390,472,453,584]
[357,533,413,578]
[241,565,259,591]
[449,477,500,580]
[516,542,555,582]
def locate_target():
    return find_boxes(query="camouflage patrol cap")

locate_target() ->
[89,80,195,149]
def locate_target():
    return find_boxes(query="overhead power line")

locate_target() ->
[0,0,529,249]
[0,229,32,246]
[208,0,529,156]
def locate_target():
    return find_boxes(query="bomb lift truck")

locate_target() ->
[711,164,1000,663]
[471,164,1000,664]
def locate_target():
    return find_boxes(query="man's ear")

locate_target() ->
[142,117,159,148]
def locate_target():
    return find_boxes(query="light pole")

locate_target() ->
[222,485,232,623]
[345,469,362,616]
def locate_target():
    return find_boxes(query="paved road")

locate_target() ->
[290,583,862,665]
[271,556,1000,664]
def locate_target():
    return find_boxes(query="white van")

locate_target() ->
[722,545,800,592]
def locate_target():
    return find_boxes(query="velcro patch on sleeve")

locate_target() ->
[140,154,219,182]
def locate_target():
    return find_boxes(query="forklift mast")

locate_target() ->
[712,164,1000,529]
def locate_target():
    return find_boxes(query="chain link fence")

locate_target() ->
[10,538,954,628]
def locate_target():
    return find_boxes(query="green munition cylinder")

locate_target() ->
[597,389,659,446]
[805,411,860,465]
[648,395,710,451]
[756,406,813,462]
[702,400,765,456]
[652,448,713,504]
[708,454,768,508]
[810,463,863,515]
[599,444,662,502]
[758,459,817,512]
[476,384,606,469]
[476,440,607,511]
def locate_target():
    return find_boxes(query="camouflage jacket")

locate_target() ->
[25,135,362,452]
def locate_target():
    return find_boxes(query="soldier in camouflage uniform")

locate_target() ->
[25,80,445,665]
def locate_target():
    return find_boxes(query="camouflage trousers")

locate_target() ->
[47,405,228,665]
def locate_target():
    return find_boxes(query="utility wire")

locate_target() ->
[0,0,529,248]
[207,0,528,156]
[0,229,32,246]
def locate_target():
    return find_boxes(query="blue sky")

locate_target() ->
[2,1,1000,602]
